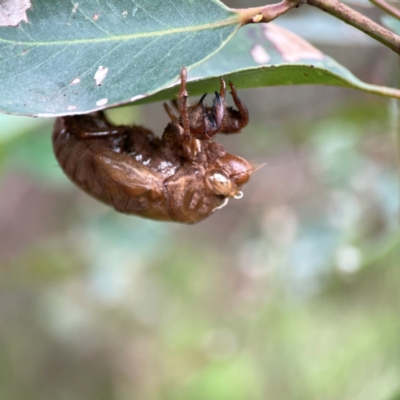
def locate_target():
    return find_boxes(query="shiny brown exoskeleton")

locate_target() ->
[52,68,253,224]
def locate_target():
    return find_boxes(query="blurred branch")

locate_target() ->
[236,0,400,55]
[369,0,400,19]
[307,0,400,54]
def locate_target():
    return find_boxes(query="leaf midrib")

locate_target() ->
[0,16,240,47]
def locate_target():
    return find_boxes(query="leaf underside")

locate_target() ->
[140,23,400,106]
[0,0,239,116]
[0,0,399,118]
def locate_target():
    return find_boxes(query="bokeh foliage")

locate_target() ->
[1,83,399,399]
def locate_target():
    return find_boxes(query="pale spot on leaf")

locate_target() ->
[250,44,270,64]
[96,98,108,107]
[68,105,77,111]
[94,66,108,85]
[264,24,324,62]
[130,94,146,102]
[0,0,31,26]
[71,77,80,85]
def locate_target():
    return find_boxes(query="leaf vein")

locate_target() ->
[0,16,240,47]
[73,0,112,36]
[110,37,162,80]
[131,35,191,89]
[167,0,186,21]
[131,0,168,28]
[0,45,71,82]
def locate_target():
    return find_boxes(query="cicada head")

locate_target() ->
[205,153,254,198]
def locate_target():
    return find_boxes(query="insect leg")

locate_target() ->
[163,103,179,121]
[207,77,226,134]
[218,82,249,134]
[71,112,128,139]
[175,67,201,161]
[188,77,226,139]
[177,67,190,141]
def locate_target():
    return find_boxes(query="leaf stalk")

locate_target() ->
[235,0,302,25]
[236,0,400,55]
[369,0,400,20]
[307,0,400,54]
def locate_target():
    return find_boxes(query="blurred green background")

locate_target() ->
[1,1,400,399]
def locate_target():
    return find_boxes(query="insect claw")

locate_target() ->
[219,77,226,100]
[163,103,178,121]
[229,81,237,95]
[198,93,207,106]
[212,92,224,128]
[192,93,207,117]
[180,66,187,86]
[171,98,179,112]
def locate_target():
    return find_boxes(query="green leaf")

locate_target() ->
[0,0,240,116]
[1,1,399,119]
[137,23,400,105]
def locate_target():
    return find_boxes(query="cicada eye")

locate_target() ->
[218,154,253,186]
[205,170,237,197]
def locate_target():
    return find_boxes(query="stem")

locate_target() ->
[307,0,400,54]
[369,0,400,20]
[235,0,302,25]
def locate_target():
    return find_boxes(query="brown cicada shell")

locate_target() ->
[52,68,254,224]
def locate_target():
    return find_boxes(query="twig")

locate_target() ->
[236,0,303,25]
[235,0,400,55]
[369,0,400,20]
[307,0,400,54]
